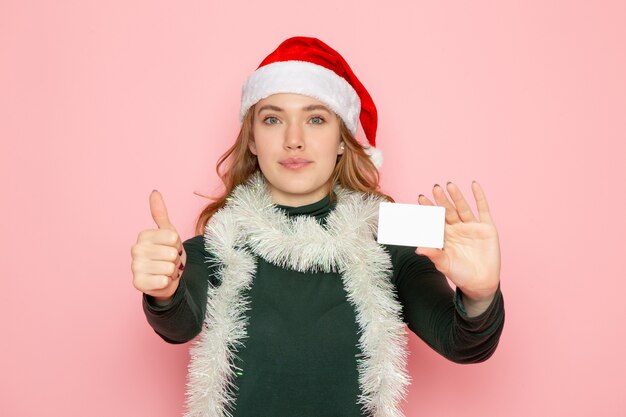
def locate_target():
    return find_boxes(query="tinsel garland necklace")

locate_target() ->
[184,173,410,417]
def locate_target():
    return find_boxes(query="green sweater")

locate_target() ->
[143,195,505,416]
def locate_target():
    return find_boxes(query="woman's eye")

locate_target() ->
[310,116,325,125]
[263,116,280,125]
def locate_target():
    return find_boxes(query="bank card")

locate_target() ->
[377,202,445,248]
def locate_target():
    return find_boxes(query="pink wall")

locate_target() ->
[2,1,625,415]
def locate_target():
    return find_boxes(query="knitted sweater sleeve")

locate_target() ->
[385,244,505,363]
[142,235,212,344]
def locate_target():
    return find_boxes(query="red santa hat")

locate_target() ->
[240,36,383,168]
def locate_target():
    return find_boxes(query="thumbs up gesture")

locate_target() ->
[130,190,187,305]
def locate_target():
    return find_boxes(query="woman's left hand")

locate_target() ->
[416,182,501,313]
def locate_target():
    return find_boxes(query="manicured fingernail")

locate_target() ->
[418,194,424,198]
[152,189,158,192]
[179,262,185,271]
[447,181,452,186]
[434,184,440,188]
[178,250,183,256]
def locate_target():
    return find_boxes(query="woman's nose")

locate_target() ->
[284,123,304,150]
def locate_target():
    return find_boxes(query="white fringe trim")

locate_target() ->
[186,173,409,417]
[185,210,256,417]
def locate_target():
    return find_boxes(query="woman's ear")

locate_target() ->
[337,141,345,155]
[249,140,258,155]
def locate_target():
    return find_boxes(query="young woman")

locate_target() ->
[131,37,505,417]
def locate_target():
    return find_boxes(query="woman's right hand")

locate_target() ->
[130,190,187,305]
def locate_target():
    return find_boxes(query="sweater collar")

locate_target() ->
[275,194,335,221]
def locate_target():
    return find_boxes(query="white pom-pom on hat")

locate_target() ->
[363,144,383,169]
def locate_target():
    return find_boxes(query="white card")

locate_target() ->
[377,202,445,248]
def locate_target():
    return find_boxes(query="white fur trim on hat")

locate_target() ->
[240,61,361,135]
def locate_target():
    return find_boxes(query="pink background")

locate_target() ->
[2,0,625,416]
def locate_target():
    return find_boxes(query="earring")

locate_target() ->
[339,143,345,151]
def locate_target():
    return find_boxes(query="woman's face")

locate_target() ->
[250,93,344,207]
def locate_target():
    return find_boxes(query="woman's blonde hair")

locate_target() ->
[194,105,393,235]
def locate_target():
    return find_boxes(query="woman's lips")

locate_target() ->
[279,157,312,170]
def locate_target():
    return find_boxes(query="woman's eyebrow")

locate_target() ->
[257,104,332,114]
[257,104,283,114]
[302,104,331,114]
